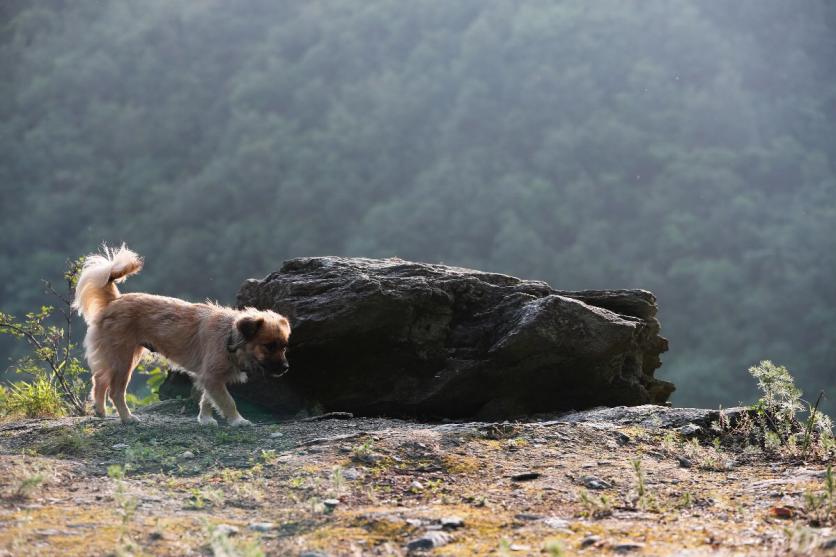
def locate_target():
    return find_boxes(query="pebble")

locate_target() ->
[820,538,836,550]
[580,535,601,548]
[678,423,702,437]
[514,513,543,521]
[676,456,692,469]
[510,544,531,551]
[269,431,284,438]
[248,522,275,532]
[582,476,612,489]
[613,431,632,445]
[543,517,570,529]
[300,552,330,557]
[410,480,424,491]
[179,450,195,460]
[111,443,129,450]
[440,516,464,529]
[323,499,340,510]
[406,531,452,551]
[342,468,362,481]
[215,524,239,537]
[612,542,644,553]
[405,518,424,528]
[511,472,541,482]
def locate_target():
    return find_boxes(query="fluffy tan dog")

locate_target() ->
[73,245,290,426]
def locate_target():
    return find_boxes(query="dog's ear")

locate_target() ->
[237,317,264,340]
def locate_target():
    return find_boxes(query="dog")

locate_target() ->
[72,244,290,426]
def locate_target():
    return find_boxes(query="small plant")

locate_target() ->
[578,488,612,518]
[206,521,265,557]
[108,464,140,553]
[747,361,833,455]
[258,449,278,465]
[14,472,44,500]
[352,438,374,458]
[803,464,833,526]
[186,487,224,510]
[630,459,658,511]
[0,259,89,416]
[36,426,91,456]
[542,539,565,556]
[3,376,66,418]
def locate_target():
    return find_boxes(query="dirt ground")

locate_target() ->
[0,402,833,556]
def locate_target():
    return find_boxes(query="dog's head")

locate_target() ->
[231,310,291,379]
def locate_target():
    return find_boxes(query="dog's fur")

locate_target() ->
[73,245,290,426]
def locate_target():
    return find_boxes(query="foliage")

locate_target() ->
[0,259,87,415]
[803,464,833,527]
[748,360,833,454]
[1,377,66,418]
[1,1,835,412]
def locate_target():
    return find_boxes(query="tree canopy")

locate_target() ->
[1,0,834,412]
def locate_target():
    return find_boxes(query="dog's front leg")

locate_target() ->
[197,391,218,426]
[203,382,252,427]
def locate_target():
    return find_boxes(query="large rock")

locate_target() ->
[162,257,674,418]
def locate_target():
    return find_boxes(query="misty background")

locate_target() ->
[1,1,834,413]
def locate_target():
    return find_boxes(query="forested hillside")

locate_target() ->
[1,1,834,411]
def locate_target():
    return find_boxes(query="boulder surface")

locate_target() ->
[163,257,674,418]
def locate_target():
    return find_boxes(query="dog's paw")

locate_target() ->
[121,414,141,425]
[228,417,253,427]
[198,415,218,426]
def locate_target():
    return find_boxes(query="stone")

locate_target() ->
[543,517,570,529]
[159,257,674,418]
[612,542,645,553]
[215,524,239,537]
[179,450,195,460]
[678,424,702,437]
[511,472,541,482]
[406,531,453,551]
[820,538,836,550]
[322,499,340,511]
[582,476,612,489]
[677,456,693,469]
[248,522,275,532]
[580,535,601,548]
[440,516,464,529]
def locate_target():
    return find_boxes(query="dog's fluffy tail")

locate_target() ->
[73,244,143,324]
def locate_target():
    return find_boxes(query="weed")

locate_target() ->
[352,438,374,458]
[259,449,278,465]
[206,521,265,557]
[107,464,140,553]
[803,464,833,526]
[747,361,833,456]
[578,488,613,518]
[0,259,89,415]
[2,377,66,418]
[542,539,565,557]
[331,466,345,493]
[14,472,44,499]
[630,459,658,511]
[36,426,91,456]
[187,487,224,510]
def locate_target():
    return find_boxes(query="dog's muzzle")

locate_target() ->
[251,361,289,380]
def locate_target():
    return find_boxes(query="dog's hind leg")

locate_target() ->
[91,374,109,418]
[108,346,144,424]
[203,381,251,427]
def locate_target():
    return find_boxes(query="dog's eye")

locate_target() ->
[264,342,279,352]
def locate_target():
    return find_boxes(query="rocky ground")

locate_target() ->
[0,402,833,556]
